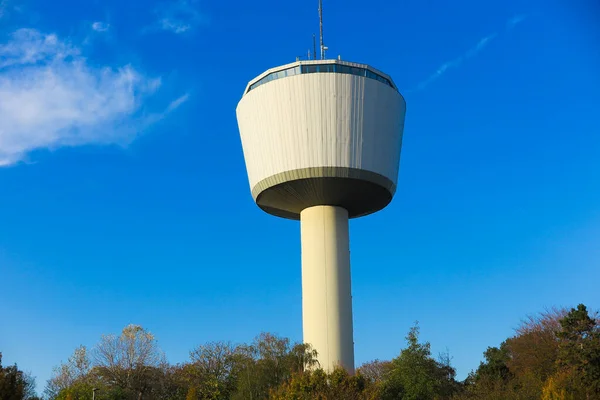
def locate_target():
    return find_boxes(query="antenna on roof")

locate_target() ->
[319,0,326,60]
[313,34,317,60]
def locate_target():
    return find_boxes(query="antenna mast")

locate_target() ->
[319,0,325,59]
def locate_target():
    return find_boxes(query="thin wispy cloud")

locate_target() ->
[153,0,206,34]
[411,14,527,92]
[165,93,190,113]
[466,33,498,57]
[160,18,191,34]
[139,93,191,127]
[507,14,527,29]
[0,0,10,18]
[0,0,22,19]
[91,21,110,32]
[0,29,189,166]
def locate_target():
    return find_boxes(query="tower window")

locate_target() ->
[247,63,395,93]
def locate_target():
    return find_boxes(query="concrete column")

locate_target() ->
[300,205,354,373]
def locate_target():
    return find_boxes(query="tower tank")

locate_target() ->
[236,59,406,372]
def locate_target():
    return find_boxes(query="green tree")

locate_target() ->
[0,353,37,400]
[54,381,94,400]
[186,341,239,399]
[230,333,318,400]
[458,342,521,400]
[477,344,511,382]
[269,367,375,400]
[457,305,599,400]
[45,345,91,399]
[378,323,459,400]
[555,304,600,398]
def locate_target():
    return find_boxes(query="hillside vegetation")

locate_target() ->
[2,303,599,400]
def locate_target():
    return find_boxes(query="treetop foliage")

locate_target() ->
[3,303,598,400]
[459,304,600,400]
[0,353,39,400]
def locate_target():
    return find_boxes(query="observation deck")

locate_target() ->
[237,59,406,220]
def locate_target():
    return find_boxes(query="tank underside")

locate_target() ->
[252,167,395,220]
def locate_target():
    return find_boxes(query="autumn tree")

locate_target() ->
[185,385,198,400]
[459,305,599,400]
[93,324,166,400]
[41,304,599,400]
[269,367,375,400]
[45,345,91,399]
[505,307,567,395]
[458,309,567,400]
[185,341,239,399]
[357,360,393,384]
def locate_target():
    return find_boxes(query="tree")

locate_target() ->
[476,344,512,382]
[378,323,459,400]
[269,367,375,400]
[357,360,393,384]
[22,373,38,400]
[230,333,318,400]
[541,369,577,400]
[458,308,572,400]
[504,307,567,394]
[458,305,599,400]
[53,381,95,400]
[185,385,198,400]
[41,304,599,400]
[0,353,38,400]
[457,343,521,400]
[187,341,238,399]
[554,304,600,398]
[45,345,91,399]
[93,324,166,400]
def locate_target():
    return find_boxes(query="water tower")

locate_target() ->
[235,1,406,373]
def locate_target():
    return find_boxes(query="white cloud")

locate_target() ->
[410,15,527,92]
[136,93,190,127]
[466,33,498,57]
[414,58,463,91]
[159,18,190,34]
[0,29,188,166]
[414,33,499,91]
[0,29,77,69]
[507,14,527,30]
[154,0,205,34]
[91,21,110,32]
[0,0,8,18]
[165,93,190,112]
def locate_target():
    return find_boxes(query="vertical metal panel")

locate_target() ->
[236,72,405,194]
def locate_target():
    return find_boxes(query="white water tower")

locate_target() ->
[236,4,406,372]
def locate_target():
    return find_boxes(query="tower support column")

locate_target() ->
[300,205,354,373]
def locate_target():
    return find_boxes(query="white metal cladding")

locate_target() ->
[236,64,406,196]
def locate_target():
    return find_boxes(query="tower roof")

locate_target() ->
[242,59,400,96]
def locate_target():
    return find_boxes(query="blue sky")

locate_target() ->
[1,0,599,393]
